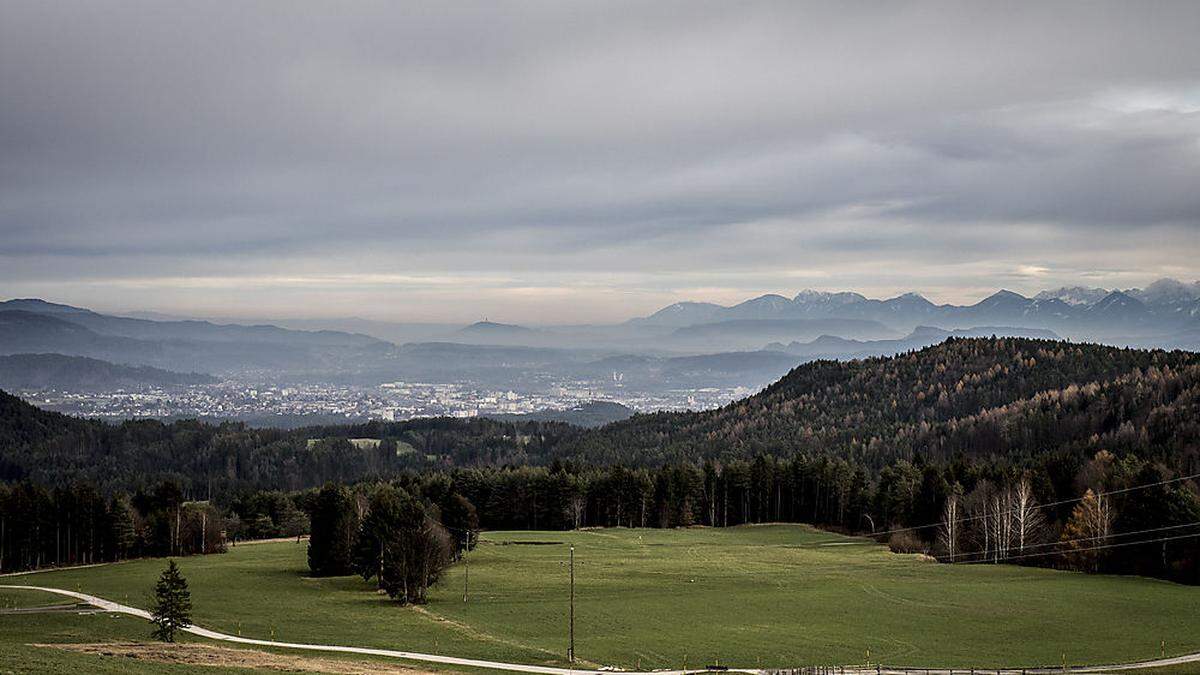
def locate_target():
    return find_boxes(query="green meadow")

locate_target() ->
[5,525,1200,673]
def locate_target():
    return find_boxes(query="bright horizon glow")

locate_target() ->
[6,273,1196,326]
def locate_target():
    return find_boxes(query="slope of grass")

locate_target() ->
[6,525,1200,671]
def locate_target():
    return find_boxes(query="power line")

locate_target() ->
[862,470,1200,540]
[785,517,1200,556]
[962,530,1200,565]
[946,519,1200,563]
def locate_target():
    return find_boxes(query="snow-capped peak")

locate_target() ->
[1033,286,1110,306]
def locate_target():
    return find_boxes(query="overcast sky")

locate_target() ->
[2,1,1199,324]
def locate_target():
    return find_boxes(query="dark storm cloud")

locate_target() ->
[1,1,1198,321]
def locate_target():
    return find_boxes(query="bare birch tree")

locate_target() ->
[988,489,1012,563]
[569,495,586,530]
[1011,477,1047,556]
[965,481,994,563]
[938,490,961,562]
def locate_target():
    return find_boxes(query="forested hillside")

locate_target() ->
[0,353,217,390]
[563,338,1200,469]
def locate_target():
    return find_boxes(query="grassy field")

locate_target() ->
[4,525,1200,673]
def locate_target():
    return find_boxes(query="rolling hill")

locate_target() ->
[0,300,393,375]
[0,353,217,391]
[559,337,1200,467]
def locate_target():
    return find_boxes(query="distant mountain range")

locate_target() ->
[0,299,381,346]
[631,278,1200,344]
[0,299,389,375]
[2,279,1197,397]
[0,300,805,391]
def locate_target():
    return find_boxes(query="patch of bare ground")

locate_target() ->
[34,642,433,674]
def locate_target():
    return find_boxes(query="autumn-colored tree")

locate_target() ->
[1061,489,1113,572]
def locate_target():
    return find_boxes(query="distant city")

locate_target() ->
[20,378,750,425]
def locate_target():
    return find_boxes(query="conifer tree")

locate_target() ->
[108,495,136,560]
[151,560,192,642]
[308,483,357,576]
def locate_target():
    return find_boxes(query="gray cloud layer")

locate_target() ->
[2,1,1198,322]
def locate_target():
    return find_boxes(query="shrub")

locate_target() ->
[888,531,929,555]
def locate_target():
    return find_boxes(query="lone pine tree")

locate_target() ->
[151,559,192,642]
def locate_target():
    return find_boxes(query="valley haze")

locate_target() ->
[1,278,1197,424]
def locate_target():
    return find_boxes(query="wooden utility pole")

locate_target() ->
[568,544,575,663]
[378,541,385,592]
[463,531,470,602]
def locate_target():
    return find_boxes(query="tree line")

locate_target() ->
[300,446,1198,597]
[4,448,1196,586]
[0,480,306,573]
